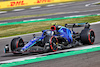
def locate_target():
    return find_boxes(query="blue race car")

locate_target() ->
[4,23,95,54]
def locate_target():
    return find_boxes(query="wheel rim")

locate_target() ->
[50,36,58,51]
[90,31,95,42]
[88,29,95,44]
[16,39,24,48]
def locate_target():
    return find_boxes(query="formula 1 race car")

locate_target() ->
[4,23,95,54]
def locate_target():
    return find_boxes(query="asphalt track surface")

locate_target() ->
[16,51,100,67]
[0,0,100,67]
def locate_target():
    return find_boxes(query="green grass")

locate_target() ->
[0,15,100,38]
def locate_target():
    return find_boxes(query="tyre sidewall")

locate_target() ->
[80,29,95,45]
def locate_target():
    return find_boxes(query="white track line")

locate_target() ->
[97,14,100,15]
[0,11,7,14]
[23,19,37,22]
[0,22,8,24]
[85,1,100,6]
[13,9,25,11]
[92,1,100,5]
[55,44,100,53]
[23,18,46,22]
[0,56,37,63]
[85,4,91,7]
[47,4,56,7]
[0,44,100,64]
[64,15,88,18]
[30,6,41,9]
[90,21,100,25]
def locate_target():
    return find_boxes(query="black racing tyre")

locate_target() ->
[80,29,95,45]
[50,36,58,52]
[11,37,24,52]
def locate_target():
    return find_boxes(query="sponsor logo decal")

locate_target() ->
[8,1,27,7]
[36,0,54,3]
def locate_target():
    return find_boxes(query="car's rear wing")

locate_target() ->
[65,23,90,28]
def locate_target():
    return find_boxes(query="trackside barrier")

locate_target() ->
[0,0,75,9]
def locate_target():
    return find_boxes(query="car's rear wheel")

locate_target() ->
[50,36,58,52]
[11,37,24,54]
[80,29,95,45]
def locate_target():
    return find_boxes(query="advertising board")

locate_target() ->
[0,0,75,9]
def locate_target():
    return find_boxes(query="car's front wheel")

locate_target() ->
[50,36,58,52]
[11,37,24,54]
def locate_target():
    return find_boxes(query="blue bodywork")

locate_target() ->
[58,27,73,43]
[21,26,74,52]
[21,36,45,51]
[21,30,54,51]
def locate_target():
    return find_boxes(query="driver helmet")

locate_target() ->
[50,25,61,31]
